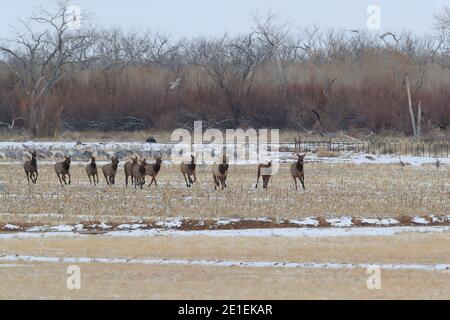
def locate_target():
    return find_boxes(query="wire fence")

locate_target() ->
[294,138,450,158]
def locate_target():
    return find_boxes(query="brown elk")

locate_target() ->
[290,154,305,190]
[255,161,272,189]
[23,150,38,184]
[85,156,99,186]
[124,156,138,187]
[145,156,162,187]
[180,155,196,187]
[102,156,119,186]
[212,155,229,190]
[132,158,147,189]
[54,156,71,186]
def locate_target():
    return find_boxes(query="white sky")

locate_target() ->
[0,0,449,38]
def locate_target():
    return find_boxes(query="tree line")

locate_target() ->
[0,1,449,137]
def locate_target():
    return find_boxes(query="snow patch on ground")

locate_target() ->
[116,224,147,230]
[360,218,400,226]
[49,225,74,232]
[289,218,319,227]
[412,217,430,225]
[327,217,353,227]
[154,219,182,228]
[3,224,19,230]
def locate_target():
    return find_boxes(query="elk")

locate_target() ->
[180,155,196,187]
[290,154,305,190]
[124,156,138,187]
[85,156,99,186]
[23,150,38,184]
[145,156,162,187]
[54,156,71,186]
[255,161,272,189]
[102,156,119,186]
[212,155,229,190]
[132,158,147,189]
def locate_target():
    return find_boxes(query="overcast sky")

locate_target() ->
[0,0,448,38]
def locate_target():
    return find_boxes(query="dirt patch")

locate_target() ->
[1,214,450,234]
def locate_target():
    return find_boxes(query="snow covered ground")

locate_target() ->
[0,141,448,165]
[1,220,450,240]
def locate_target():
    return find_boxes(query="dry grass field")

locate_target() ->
[0,159,448,300]
[0,161,448,225]
[1,233,450,299]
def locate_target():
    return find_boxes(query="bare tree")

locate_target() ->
[0,0,96,136]
[188,33,268,126]
[434,6,450,68]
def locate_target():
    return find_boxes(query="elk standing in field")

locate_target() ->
[102,156,119,186]
[85,156,99,186]
[255,161,272,189]
[290,154,306,190]
[124,156,138,187]
[212,155,229,190]
[24,150,38,184]
[132,158,147,189]
[145,156,162,187]
[54,156,71,186]
[180,155,196,187]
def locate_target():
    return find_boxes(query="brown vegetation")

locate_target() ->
[0,3,449,137]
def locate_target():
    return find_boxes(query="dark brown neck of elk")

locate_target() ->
[296,158,303,171]
[31,155,37,168]
[63,160,70,171]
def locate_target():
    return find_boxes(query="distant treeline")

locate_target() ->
[0,2,449,136]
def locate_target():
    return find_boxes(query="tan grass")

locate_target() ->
[1,233,450,299]
[1,262,450,299]
[2,233,450,265]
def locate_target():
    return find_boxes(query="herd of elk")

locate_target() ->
[23,152,307,190]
